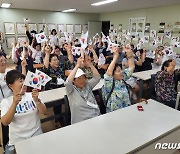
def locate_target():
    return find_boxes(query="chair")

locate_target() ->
[64,95,71,126]
[175,92,180,110]
[150,74,157,100]
[150,74,162,102]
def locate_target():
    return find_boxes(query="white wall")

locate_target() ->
[99,4,180,53]
[0,8,99,52]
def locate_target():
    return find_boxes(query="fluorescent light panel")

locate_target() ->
[62,8,77,12]
[1,3,11,8]
[91,0,118,6]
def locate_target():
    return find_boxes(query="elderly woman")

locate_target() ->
[155,59,178,109]
[65,56,101,124]
[103,45,135,113]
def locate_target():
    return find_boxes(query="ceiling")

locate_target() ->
[1,0,180,13]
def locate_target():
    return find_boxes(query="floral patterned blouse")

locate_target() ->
[103,68,133,112]
[155,70,176,102]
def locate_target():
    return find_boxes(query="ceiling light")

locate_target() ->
[62,9,77,13]
[1,3,11,8]
[91,0,118,6]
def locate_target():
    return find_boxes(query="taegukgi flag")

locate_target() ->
[24,71,41,90]
[35,69,52,86]
[35,32,48,43]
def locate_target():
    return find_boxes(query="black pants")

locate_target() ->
[53,100,64,126]
[1,123,9,149]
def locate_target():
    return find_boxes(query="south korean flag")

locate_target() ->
[24,71,42,90]
[35,32,48,43]
[35,69,52,86]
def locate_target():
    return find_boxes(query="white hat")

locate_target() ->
[74,68,85,78]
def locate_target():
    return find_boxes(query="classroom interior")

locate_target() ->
[0,0,180,153]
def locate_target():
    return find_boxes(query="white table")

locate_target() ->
[132,65,180,98]
[15,99,180,154]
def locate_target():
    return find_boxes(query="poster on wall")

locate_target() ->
[66,24,74,34]
[144,23,150,33]
[110,24,114,31]
[130,19,136,32]
[6,36,16,48]
[38,23,47,34]
[74,24,81,34]
[173,21,180,33]
[137,19,144,33]
[82,24,88,33]
[4,22,15,35]
[129,17,145,37]
[16,23,26,35]
[17,36,27,46]
[118,24,122,32]
[158,22,165,33]
[47,23,56,35]
[57,24,65,34]
[28,23,37,32]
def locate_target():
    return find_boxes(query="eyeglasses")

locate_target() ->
[0,59,7,63]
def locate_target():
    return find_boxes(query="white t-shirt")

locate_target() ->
[1,93,43,145]
[0,68,12,109]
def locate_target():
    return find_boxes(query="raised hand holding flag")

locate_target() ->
[80,31,88,49]
[98,53,106,65]
[101,32,108,42]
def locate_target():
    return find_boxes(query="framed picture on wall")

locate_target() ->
[145,23,150,33]
[57,24,65,34]
[47,23,56,35]
[118,24,122,32]
[17,36,27,46]
[6,36,16,49]
[173,22,180,34]
[129,17,146,36]
[137,19,145,33]
[16,23,26,35]
[129,19,136,33]
[28,23,37,32]
[66,24,74,33]
[82,24,88,33]
[38,23,47,34]
[4,22,15,35]
[158,22,165,33]
[74,24,81,34]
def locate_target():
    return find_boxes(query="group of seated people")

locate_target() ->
[0,27,179,154]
